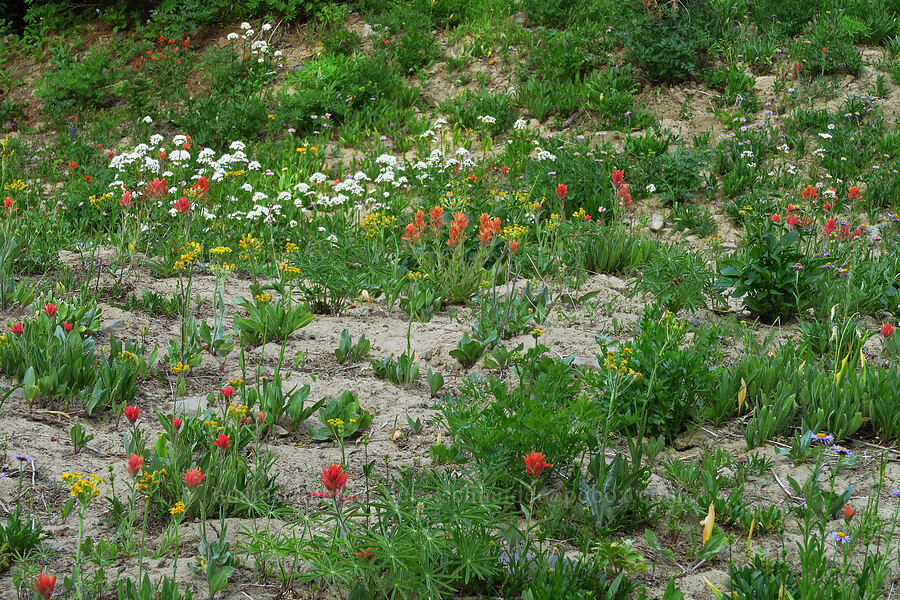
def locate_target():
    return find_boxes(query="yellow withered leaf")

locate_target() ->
[701,502,715,545]
[746,519,756,552]
[737,378,747,413]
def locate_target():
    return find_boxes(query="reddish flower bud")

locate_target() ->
[126,453,144,476]
[124,405,140,424]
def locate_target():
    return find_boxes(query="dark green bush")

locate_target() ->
[624,7,717,84]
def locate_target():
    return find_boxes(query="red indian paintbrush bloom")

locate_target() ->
[318,464,348,497]
[35,573,56,599]
[9,322,23,335]
[62,321,73,333]
[124,405,140,424]
[119,190,133,208]
[220,386,234,400]
[183,467,205,488]
[145,177,168,199]
[3,196,12,212]
[771,213,781,224]
[556,183,568,201]
[43,303,57,317]
[846,186,861,201]
[523,451,552,479]
[191,176,209,199]
[801,185,818,202]
[428,205,444,230]
[126,453,144,476]
[172,417,183,431]
[882,323,895,338]
[173,196,191,214]
[214,433,231,449]
[844,504,857,523]
[612,169,624,190]
[447,212,469,247]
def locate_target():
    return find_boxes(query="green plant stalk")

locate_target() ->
[137,496,150,582]
[74,503,86,600]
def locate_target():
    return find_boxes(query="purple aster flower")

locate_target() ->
[830,531,851,544]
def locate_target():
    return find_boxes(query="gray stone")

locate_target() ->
[97,319,124,336]
[720,242,737,251]
[164,395,209,415]
[571,355,601,371]
[3,387,24,401]
[361,24,376,38]
[510,11,527,24]
[644,473,672,499]
[649,213,665,232]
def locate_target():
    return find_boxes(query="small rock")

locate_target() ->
[644,473,672,499]
[5,387,24,400]
[164,395,208,415]
[685,234,700,244]
[97,319,124,336]
[271,425,290,438]
[649,213,664,232]
[361,24,376,38]
[571,356,601,371]
[720,242,737,251]
[510,11,527,24]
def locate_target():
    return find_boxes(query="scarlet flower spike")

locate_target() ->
[126,453,144,476]
[318,464,348,497]
[43,303,58,317]
[882,323,895,338]
[523,451,552,479]
[844,504,857,523]
[214,433,231,449]
[174,196,191,214]
[35,573,56,600]
[124,405,140,424]
[556,183,568,201]
[183,467,205,488]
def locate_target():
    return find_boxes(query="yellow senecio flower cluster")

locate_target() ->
[502,224,528,240]
[280,263,301,278]
[603,346,642,378]
[62,472,103,501]
[360,211,396,238]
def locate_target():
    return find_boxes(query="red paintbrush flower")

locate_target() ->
[126,453,144,476]
[35,573,56,600]
[523,451,552,479]
[183,467,205,488]
[124,405,140,424]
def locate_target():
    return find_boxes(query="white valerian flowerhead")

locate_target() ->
[142,115,153,124]
[227,32,239,40]
[240,22,251,30]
